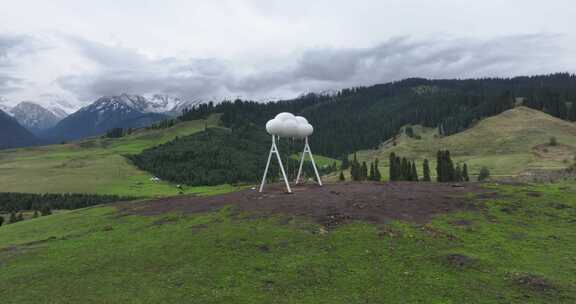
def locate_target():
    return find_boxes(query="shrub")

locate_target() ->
[478,167,491,181]
[549,136,558,146]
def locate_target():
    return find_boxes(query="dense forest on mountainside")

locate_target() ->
[181,73,576,158]
[129,127,337,186]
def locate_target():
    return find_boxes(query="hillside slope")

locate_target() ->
[0,115,230,196]
[0,182,575,303]
[356,107,576,178]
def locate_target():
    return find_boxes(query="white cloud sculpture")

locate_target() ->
[266,112,313,138]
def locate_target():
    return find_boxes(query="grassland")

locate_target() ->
[352,107,576,180]
[0,181,574,303]
[0,115,235,197]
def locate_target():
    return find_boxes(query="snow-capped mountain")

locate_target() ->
[0,97,13,115]
[146,94,203,116]
[0,103,11,114]
[0,108,39,149]
[9,102,62,134]
[46,94,170,141]
[43,99,76,119]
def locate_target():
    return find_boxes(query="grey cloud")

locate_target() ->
[57,33,568,103]
[0,34,42,67]
[0,75,24,94]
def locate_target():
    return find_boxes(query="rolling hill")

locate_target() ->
[0,114,232,196]
[354,106,576,179]
[0,180,575,303]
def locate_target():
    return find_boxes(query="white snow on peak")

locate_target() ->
[79,93,203,117]
[0,97,14,115]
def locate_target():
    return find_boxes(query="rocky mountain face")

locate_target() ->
[46,94,171,141]
[148,94,202,116]
[9,102,62,134]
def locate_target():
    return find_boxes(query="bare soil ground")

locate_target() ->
[120,182,495,225]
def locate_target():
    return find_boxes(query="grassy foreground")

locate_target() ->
[0,182,574,303]
[353,107,576,180]
[0,115,233,197]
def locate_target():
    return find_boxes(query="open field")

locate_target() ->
[0,115,238,197]
[351,107,576,181]
[1,181,575,303]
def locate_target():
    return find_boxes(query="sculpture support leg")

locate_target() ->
[295,147,306,184]
[295,137,323,186]
[260,136,292,193]
[259,141,274,193]
[307,141,323,186]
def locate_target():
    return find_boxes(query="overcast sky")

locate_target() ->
[1,0,575,108]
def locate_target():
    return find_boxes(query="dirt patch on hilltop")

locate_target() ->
[119,182,494,225]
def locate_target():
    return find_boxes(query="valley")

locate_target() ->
[0,114,233,196]
[1,75,576,304]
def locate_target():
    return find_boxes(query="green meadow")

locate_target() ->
[0,115,236,197]
[0,182,575,303]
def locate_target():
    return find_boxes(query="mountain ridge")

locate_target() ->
[0,109,40,149]
[9,102,62,134]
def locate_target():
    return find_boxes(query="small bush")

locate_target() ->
[478,167,490,181]
[549,136,558,146]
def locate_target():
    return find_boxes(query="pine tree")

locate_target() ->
[9,211,17,224]
[33,210,39,218]
[374,159,382,181]
[0,216,4,226]
[436,151,443,182]
[455,164,462,182]
[462,163,470,182]
[436,150,457,182]
[361,162,368,181]
[339,170,345,181]
[401,157,409,181]
[389,152,397,181]
[446,151,455,182]
[411,162,419,181]
[369,162,375,181]
[423,159,431,182]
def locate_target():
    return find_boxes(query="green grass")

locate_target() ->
[353,107,576,181]
[0,115,237,197]
[0,182,575,303]
[292,153,340,169]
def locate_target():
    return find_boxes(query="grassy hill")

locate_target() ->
[0,182,575,303]
[0,115,234,197]
[353,107,576,180]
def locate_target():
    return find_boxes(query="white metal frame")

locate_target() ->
[259,135,292,193]
[295,137,323,186]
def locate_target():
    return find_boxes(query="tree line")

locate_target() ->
[343,154,382,181]
[0,193,138,214]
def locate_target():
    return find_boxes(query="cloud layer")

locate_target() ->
[0,32,573,108]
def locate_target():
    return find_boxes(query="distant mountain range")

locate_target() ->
[44,94,201,141]
[8,102,63,134]
[0,109,40,149]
